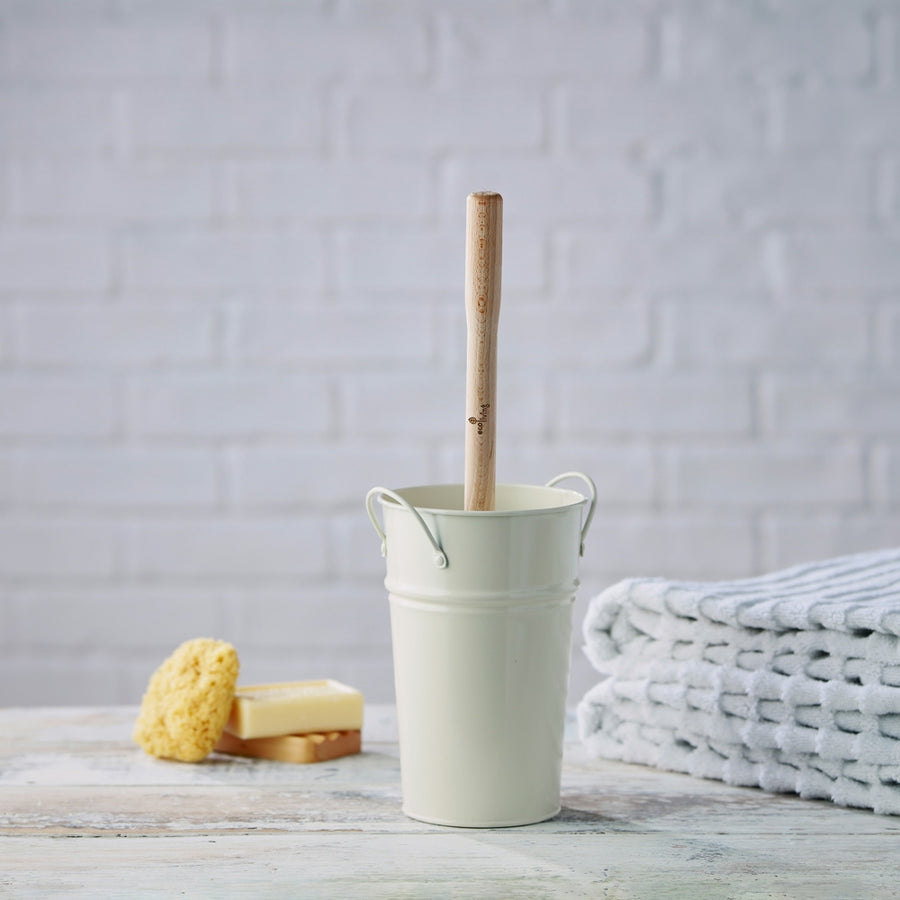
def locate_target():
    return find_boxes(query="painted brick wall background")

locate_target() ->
[1,0,899,706]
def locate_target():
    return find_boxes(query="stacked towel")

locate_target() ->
[577,547,900,814]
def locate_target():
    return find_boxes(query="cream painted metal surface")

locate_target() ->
[366,474,595,827]
[4,705,900,899]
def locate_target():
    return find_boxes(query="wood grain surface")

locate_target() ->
[464,191,502,511]
[2,706,899,898]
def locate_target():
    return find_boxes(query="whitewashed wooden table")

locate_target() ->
[2,705,899,898]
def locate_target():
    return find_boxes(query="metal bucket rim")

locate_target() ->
[366,473,597,567]
[378,482,588,518]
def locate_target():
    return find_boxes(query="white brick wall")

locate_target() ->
[1,0,899,707]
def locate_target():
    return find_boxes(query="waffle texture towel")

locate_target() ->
[577,547,900,814]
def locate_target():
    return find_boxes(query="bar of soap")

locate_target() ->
[225,679,364,740]
[214,729,361,764]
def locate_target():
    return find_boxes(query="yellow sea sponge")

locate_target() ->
[133,638,239,762]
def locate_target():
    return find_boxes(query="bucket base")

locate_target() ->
[402,804,561,829]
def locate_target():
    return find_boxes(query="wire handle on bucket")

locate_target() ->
[366,487,448,569]
[545,472,597,557]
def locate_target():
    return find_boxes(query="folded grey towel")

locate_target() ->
[577,547,900,814]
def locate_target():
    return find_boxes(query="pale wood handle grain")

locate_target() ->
[464,191,502,511]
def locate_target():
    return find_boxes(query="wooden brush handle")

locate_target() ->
[464,191,502,511]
